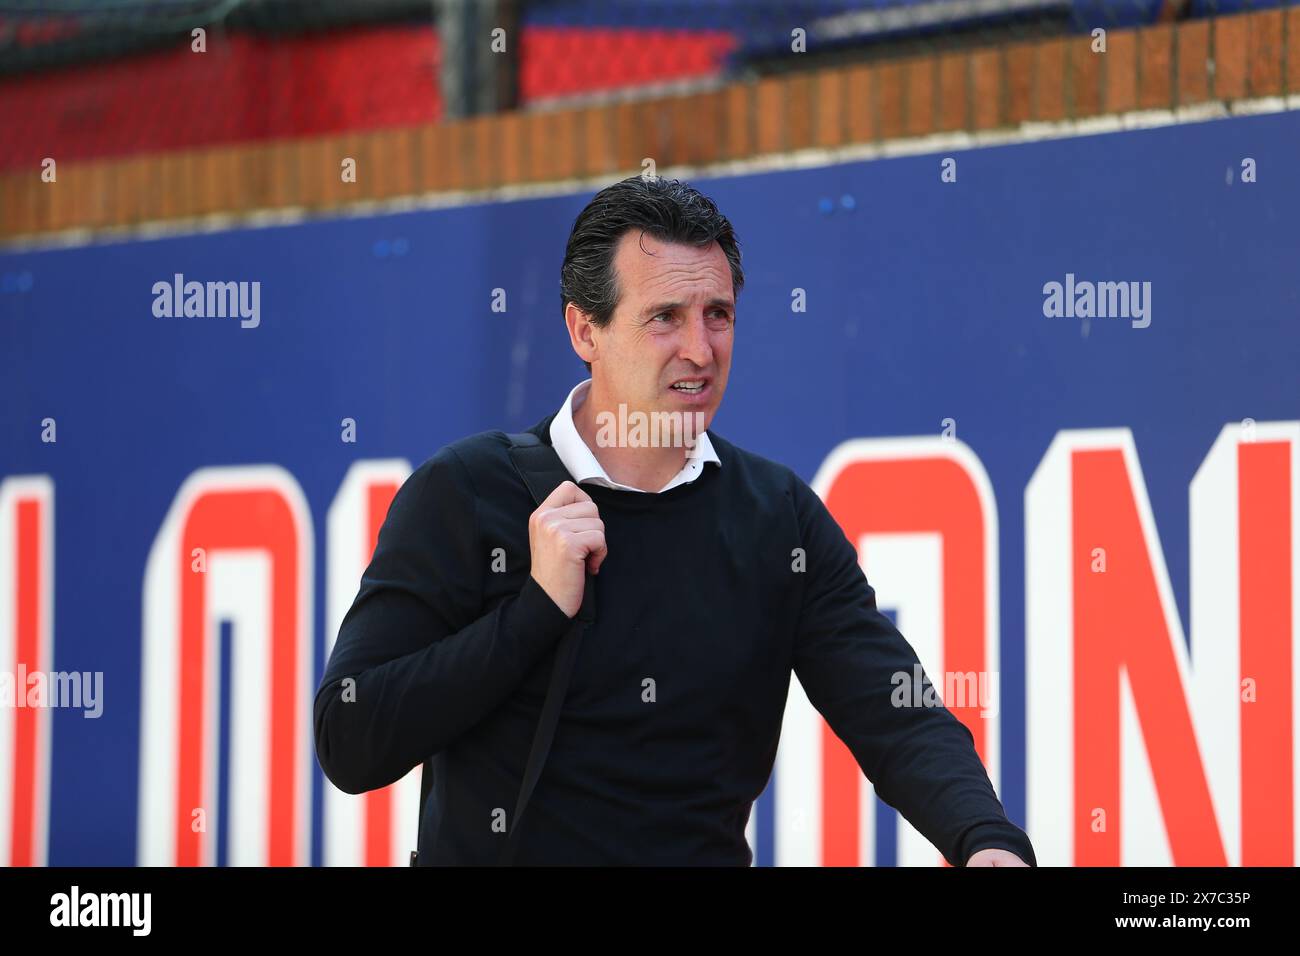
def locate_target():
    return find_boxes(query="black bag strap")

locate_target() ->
[410,430,592,866]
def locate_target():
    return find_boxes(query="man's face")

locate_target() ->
[585,230,734,432]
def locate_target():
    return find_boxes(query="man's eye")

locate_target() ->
[653,313,673,323]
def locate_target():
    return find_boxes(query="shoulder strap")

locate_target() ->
[411,430,593,865]
[504,431,572,502]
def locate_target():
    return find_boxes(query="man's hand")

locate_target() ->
[966,848,1029,867]
[528,480,607,618]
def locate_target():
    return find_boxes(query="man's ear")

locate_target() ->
[565,302,599,366]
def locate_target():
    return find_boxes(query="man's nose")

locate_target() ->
[678,314,714,367]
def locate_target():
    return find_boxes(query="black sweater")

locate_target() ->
[314,414,1037,866]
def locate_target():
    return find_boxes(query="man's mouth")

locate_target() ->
[669,379,708,395]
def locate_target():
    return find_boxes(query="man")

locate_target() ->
[314,175,1035,867]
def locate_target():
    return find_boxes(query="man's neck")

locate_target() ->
[573,381,689,492]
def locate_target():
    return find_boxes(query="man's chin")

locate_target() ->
[642,395,718,449]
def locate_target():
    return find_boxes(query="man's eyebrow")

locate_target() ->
[641,298,735,316]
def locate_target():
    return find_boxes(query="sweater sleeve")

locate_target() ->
[790,479,1036,867]
[314,445,573,795]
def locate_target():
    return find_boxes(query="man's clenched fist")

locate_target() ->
[528,480,607,618]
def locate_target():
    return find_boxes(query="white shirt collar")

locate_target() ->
[548,379,721,494]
